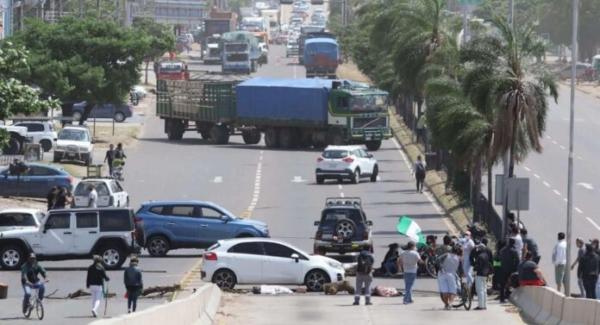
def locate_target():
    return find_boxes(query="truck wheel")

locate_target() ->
[279,128,297,149]
[242,130,261,145]
[327,130,344,146]
[99,244,126,270]
[365,140,382,151]
[264,128,280,148]
[167,119,185,140]
[200,131,211,140]
[210,125,230,144]
[0,245,25,270]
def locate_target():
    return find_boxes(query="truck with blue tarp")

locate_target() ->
[156,77,392,151]
[304,38,339,79]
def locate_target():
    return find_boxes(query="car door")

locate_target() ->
[95,182,112,207]
[359,149,375,174]
[26,165,55,197]
[110,181,128,207]
[165,205,201,246]
[226,242,264,283]
[262,242,307,284]
[0,169,17,196]
[195,206,235,246]
[72,211,99,254]
[37,212,74,255]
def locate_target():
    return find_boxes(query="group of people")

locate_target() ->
[566,236,600,299]
[21,253,144,318]
[104,143,126,178]
[46,186,73,210]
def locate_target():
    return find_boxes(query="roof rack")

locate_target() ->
[325,197,362,207]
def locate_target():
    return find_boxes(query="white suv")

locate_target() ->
[73,178,129,208]
[14,121,58,152]
[315,145,379,184]
[54,126,94,165]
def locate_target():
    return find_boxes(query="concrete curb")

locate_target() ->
[90,284,222,325]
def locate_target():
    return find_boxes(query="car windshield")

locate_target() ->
[0,213,37,227]
[215,206,236,219]
[59,129,89,141]
[320,208,364,225]
[349,94,388,113]
[322,150,349,159]
[75,181,110,196]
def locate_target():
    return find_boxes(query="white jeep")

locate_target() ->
[54,126,94,165]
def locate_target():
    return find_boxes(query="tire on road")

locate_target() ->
[316,176,324,184]
[210,125,230,145]
[242,129,261,145]
[212,269,237,289]
[351,169,361,184]
[326,129,344,146]
[370,165,378,182]
[166,119,185,140]
[264,128,280,148]
[147,236,170,257]
[99,244,126,270]
[0,244,26,270]
[305,269,330,292]
[365,140,382,151]
[279,128,297,149]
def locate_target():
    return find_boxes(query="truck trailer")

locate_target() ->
[156,77,392,151]
[304,38,339,79]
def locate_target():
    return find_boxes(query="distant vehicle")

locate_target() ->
[0,208,138,270]
[315,145,379,184]
[558,63,594,81]
[0,209,43,232]
[72,102,133,123]
[286,40,299,57]
[0,163,75,198]
[13,121,57,152]
[201,238,345,291]
[0,125,29,155]
[202,13,237,63]
[304,38,339,78]
[73,178,129,208]
[222,31,262,74]
[155,59,190,81]
[132,85,148,99]
[53,126,94,165]
[313,197,373,255]
[136,200,270,257]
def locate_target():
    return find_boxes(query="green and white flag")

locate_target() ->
[396,216,425,244]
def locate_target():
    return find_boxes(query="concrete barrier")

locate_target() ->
[90,284,222,325]
[533,287,563,325]
[559,297,598,325]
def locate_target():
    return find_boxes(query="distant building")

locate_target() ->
[152,0,207,26]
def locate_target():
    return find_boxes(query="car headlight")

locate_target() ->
[327,260,343,269]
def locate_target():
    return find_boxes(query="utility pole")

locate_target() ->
[502,0,515,238]
[565,0,579,298]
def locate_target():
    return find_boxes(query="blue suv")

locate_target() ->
[136,201,269,256]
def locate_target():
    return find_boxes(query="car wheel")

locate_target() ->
[114,112,126,123]
[370,165,379,182]
[316,176,324,184]
[212,269,237,290]
[0,245,25,270]
[100,245,126,270]
[147,236,170,257]
[352,169,360,184]
[305,269,330,292]
[40,140,52,152]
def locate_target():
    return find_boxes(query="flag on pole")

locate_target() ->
[396,216,425,244]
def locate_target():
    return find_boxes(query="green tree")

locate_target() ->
[133,17,176,84]
[13,17,150,124]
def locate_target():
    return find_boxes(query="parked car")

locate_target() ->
[0,163,75,198]
[558,63,594,81]
[201,238,345,291]
[315,145,379,184]
[72,102,133,123]
[0,209,43,232]
[53,126,94,165]
[73,178,129,208]
[0,208,138,270]
[14,121,58,152]
[313,197,373,255]
[136,200,269,257]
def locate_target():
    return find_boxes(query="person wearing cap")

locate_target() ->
[86,255,110,317]
[124,256,143,313]
[570,238,586,297]
[21,253,47,314]
[460,231,475,287]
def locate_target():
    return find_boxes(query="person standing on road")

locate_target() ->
[87,255,110,318]
[398,241,423,304]
[552,232,567,293]
[521,228,540,264]
[124,256,143,313]
[579,243,599,299]
[413,156,426,193]
[437,245,460,310]
[353,250,375,305]
[509,224,523,260]
[460,231,475,288]
[570,238,586,297]
[470,238,493,310]
[115,143,127,159]
[88,185,98,208]
[497,239,520,303]
[104,144,115,177]
[53,187,68,209]
[46,186,58,210]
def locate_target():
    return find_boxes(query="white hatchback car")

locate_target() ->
[73,178,129,208]
[201,238,345,292]
[14,121,58,152]
[315,145,379,184]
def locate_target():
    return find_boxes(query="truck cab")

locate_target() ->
[203,35,223,64]
[156,59,190,81]
[223,42,252,74]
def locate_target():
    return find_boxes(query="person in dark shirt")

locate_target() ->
[46,186,58,210]
[380,243,400,276]
[104,144,116,177]
[498,239,520,302]
[115,143,127,159]
[521,228,540,264]
[53,187,68,209]
[579,243,599,299]
[21,254,47,314]
[470,238,493,310]
[518,251,546,287]
[86,255,109,317]
[124,257,143,313]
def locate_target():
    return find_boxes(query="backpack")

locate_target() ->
[415,162,426,177]
[357,254,373,274]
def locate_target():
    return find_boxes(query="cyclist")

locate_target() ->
[21,253,48,314]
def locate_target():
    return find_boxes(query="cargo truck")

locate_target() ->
[298,25,326,64]
[201,11,237,64]
[304,38,339,78]
[222,31,261,74]
[156,77,392,151]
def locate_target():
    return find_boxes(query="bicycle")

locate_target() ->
[23,282,45,320]
[452,276,472,310]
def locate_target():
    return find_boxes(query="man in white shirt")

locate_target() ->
[88,185,98,208]
[398,241,423,304]
[552,232,567,293]
[509,224,524,260]
[461,231,475,287]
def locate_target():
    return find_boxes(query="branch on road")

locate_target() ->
[142,284,182,297]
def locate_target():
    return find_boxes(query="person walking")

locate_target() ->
[461,231,475,287]
[579,243,599,299]
[552,232,567,293]
[398,241,423,304]
[88,185,98,208]
[518,251,546,287]
[570,238,586,297]
[521,228,540,264]
[115,143,127,159]
[86,255,109,318]
[46,186,58,210]
[124,257,143,313]
[414,156,426,193]
[497,238,520,303]
[104,144,115,177]
[470,238,493,310]
[437,245,460,310]
[353,249,374,305]
[53,187,68,209]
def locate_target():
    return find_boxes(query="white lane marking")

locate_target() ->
[559,145,566,150]
[377,175,382,181]
[338,184,343,190]
[533,174,541,179]
[213,176,223,183]
[553,189,561,196]
[586,217,600,231]
[577,182,594,190]
[523,166,531,172]
[546,135,552,140]
[543,181,551,188]
[575,207,583,214]
[563,198,568,202]
[340,192,345,198]
[552,140,558,145]
[243,151,265,218]
[292,176,306,183]
[577,155,583,160]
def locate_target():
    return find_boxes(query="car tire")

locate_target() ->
[370,165,379,182]
[114,112,126,123]
[147,236,170,257]
[305,269,330,292]
[352,169,360,184]
[0,245,25,270]
[212,269,237,290]
[40,139,52,152]
[335,218,356,239]
[316,176,324,184]
[99,244,126,270]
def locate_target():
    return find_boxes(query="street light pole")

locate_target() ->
[565,0,579,297]
[508,0,514,27]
